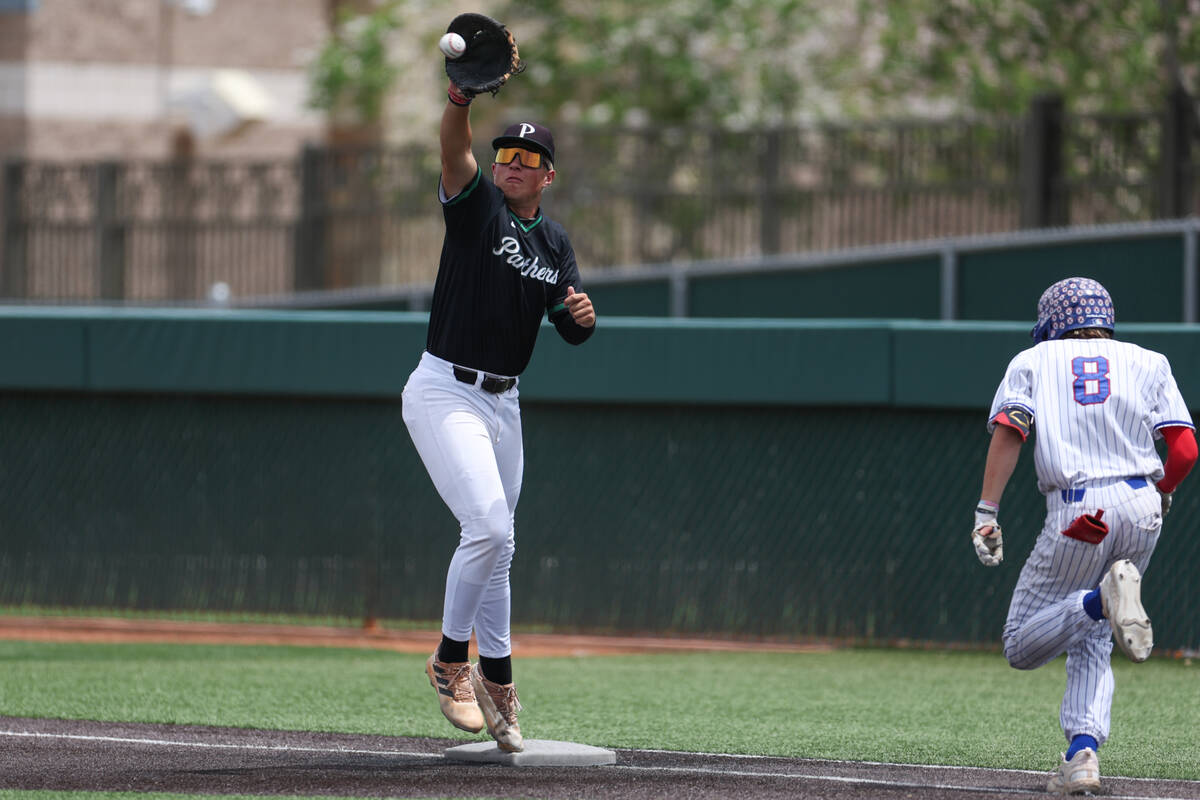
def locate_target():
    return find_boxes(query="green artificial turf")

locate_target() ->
[0,605,439,631]
[0,641,1196,780]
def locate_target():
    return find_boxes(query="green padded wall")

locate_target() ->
[465,232,1194,322]
[589,281,673,317]
[687,257,943,319]
[1,309,1198,650]
[958,237,1184,322]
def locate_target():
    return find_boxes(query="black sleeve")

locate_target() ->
[551,310,595,345]
[441,167,495,239]
[546,235,594,345]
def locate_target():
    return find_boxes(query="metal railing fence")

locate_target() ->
[550,117,1027,266]
[0,92,1195,305]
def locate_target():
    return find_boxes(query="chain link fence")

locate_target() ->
[1,393,1196,651]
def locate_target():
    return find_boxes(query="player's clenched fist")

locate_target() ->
[565,286,595,328]
[971,501,1004,566]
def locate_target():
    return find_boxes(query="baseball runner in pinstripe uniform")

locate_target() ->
[972,277,1197,795]
[402,77,596,752]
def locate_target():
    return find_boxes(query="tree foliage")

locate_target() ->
[307,1,1200,132]
[492,0,1200,126]
[494,0,834,128]
[856,0,1200,116]
[308,1,403,125]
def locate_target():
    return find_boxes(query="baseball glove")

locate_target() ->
[444,13,524,100]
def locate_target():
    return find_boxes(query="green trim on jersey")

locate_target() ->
[443,166,482,206]
[549,302,566,314]
[509,208,544,233]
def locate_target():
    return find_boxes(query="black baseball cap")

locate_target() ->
[492,122,555,165]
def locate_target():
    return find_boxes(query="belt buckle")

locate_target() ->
[454,363,512,393]
[482,374,512,393]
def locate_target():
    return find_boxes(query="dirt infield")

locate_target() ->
[0,615,831,656]
[5,715,1200,799]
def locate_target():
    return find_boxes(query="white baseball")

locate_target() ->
[439,32,466,59]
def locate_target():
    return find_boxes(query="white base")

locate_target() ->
[444,738,617,767]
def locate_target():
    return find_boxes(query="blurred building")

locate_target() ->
[0,0,330,159]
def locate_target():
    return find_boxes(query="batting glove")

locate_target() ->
[971,501,1003,567]
[1158,487,1173,518]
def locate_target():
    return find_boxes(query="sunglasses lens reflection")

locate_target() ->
[495,147,542,168]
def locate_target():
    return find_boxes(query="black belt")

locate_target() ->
[453,365,516,394]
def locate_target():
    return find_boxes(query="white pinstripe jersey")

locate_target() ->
[988,338,1194,494]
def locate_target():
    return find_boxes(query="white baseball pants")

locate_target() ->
[401,351,523,658]
[1002,478,1162,745]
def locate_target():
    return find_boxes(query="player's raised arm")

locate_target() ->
[440,83,479,198]
[439,13,521,199]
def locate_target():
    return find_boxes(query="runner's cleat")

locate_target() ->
[1100,560,1153,662]
[1047,748,1100,795]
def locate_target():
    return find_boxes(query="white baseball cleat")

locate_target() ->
[471,663,524,752]
[426,653,485,733]
[1047,748,1101,795]
[1099,559,1153,663]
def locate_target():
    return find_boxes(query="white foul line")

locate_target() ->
[618,763,1037,796]
[631,746,1189,785]
[0,728,1190,800]
[617,763,1178,800]
[0,728,439,760]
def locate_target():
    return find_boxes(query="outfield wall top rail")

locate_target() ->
[244,217,1200,322]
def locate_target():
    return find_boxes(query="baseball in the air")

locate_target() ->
[439,32,466,59]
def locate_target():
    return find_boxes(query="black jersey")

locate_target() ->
[426,167,593,376]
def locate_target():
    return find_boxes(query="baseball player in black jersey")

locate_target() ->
[402,78,596,753]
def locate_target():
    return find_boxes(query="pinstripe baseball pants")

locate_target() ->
[1002,478,1162,745]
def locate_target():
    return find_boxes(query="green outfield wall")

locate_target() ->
[1,308,1198,651]
[705,237,1186,320]
[311,221,1200,324]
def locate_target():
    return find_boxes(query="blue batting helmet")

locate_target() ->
[1031,277,1114,342]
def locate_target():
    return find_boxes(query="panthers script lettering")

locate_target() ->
[493,236,559,284]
